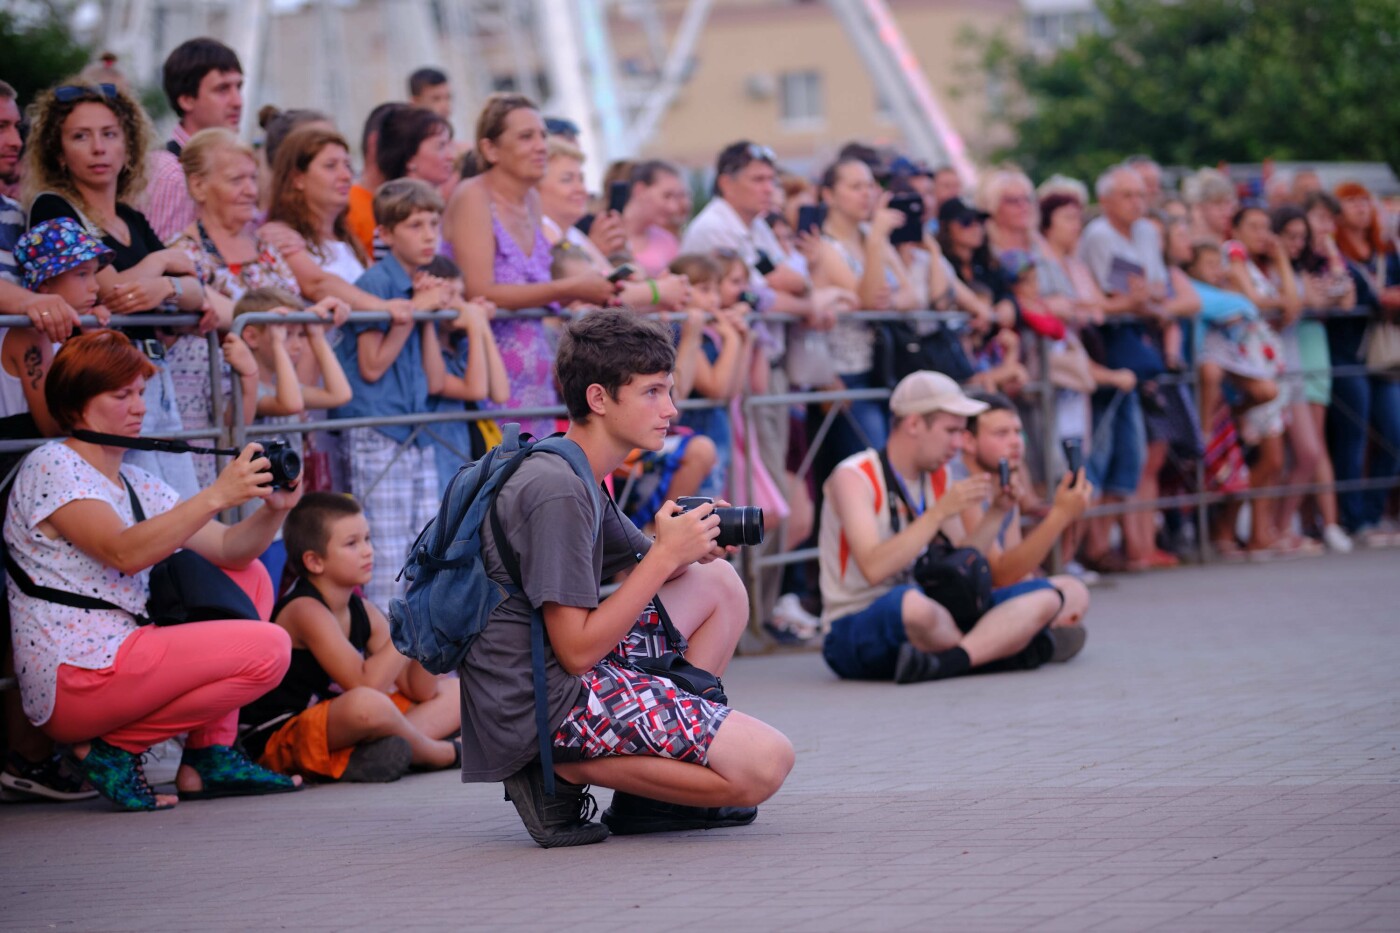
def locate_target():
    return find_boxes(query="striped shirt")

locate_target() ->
[0,195,22,284]
[143,124,194,243]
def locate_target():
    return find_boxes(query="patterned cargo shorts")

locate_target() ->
[552,607,731,766]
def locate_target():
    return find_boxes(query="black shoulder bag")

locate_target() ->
[603,494,727,705]
[5,476,260,627]
[877,449,992,632]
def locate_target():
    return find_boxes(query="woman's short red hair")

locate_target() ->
[46,330,156,433]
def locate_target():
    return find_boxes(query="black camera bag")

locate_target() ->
[878,449,992,631]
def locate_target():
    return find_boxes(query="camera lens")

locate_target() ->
[714,506,764,548]
[264,442,302,490]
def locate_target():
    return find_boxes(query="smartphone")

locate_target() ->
[1062,438,1083,486]
[607,180,631,215]
[888,193,925,246]
[607,263,636,283]
[754,250,776,276]
[796,204,826,238]
[998,457,1011,489]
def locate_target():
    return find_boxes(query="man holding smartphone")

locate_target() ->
[948,392,1094,630]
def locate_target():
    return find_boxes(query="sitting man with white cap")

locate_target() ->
[818,370,1087,684]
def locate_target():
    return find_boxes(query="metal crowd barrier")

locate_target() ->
[1,304,1396,638]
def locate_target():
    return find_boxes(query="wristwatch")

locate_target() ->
[168,276,183,301]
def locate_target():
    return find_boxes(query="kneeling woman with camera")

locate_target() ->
[4,331,304,811]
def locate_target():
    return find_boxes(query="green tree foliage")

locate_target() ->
[986,0,1400,181]
[0,4,91,109]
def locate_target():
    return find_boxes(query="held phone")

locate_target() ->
[754,250,776,276]
[796,203,826,237]
[998,457,1011,489]
[888,193,925,246]
[608,181,631,215]
[607,263,636,284]
[1062,438,1083,486]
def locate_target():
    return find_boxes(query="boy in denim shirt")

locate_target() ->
[333,179,453,607]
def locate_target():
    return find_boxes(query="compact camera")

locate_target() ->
[675,496,764,548]
[260,440,302,491]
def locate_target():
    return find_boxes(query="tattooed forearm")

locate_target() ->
[23,345,43,390]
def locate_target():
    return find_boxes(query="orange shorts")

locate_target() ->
[258,692,415,780]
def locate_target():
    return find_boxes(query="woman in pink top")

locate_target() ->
[622,160,688,278]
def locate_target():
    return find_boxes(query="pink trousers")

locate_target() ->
[45,562,290,753]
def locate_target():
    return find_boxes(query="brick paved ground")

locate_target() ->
[2,550,1397,932]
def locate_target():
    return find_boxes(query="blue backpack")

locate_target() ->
[388,424,598,793]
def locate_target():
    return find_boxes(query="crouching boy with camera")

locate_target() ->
[458,309,793,848]
[818,371,1086,686]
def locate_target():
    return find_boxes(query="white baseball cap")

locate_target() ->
[889,370,988,419]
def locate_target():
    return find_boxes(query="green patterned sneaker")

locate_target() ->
[71,739,172,812]
[179,745,301,800]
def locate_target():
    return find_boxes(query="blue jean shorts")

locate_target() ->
[822,579,1057,681]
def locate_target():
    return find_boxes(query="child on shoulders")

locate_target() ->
[240,493,460,783]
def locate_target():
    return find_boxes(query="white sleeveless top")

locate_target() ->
[818,448,946,625]
[317,239,367,284]
[0,329,46,418]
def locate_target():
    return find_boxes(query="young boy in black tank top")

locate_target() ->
[240,493,460,782]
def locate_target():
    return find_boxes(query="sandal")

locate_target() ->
[69,738,173,812]
[178,744,301,800]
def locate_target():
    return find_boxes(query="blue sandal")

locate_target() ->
[70,739,172,812]
[179,745,301,800]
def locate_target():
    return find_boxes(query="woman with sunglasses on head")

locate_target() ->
[445,94,616,438]
[23,82,214,499]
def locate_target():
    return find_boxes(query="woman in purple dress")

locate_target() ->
[446,94,616,438]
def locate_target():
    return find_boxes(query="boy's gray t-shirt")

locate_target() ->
[458,447,651,782]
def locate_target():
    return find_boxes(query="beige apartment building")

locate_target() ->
[260,0,1022,173]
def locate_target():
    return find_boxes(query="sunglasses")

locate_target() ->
[719,143,777,176]
[53,84,118,103]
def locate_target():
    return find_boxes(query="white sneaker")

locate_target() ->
[1322,524,1353,554]
[1064,561,1102,586]
[771,593,820,641]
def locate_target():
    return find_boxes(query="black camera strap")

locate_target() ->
[878,447,952,549]
[70,429,240,457]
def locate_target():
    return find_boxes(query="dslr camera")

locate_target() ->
[260,440,302,491]
[675,496,764,548]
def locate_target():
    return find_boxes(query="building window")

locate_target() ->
[779,70,823,127]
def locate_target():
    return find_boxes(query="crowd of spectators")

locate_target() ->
[1,36,1398,810]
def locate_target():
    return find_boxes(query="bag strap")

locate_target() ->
[3,473,149,622]
[485,436,598,799]
[4,549,133,615]
[878,448,950,549]
[601,491,687,653]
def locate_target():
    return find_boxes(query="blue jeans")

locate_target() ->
[828,370,889,464]
[1088,389,1146,498]
[1328,369,1400,532]
[1327,322,1400,531]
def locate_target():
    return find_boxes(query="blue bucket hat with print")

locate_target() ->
[13,218,114,291]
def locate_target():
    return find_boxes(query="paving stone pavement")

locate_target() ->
[2,549,1398,932]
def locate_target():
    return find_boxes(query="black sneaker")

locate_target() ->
[602,791,757,835]
[0,751,99,803]
[502,763,609,849]
[341,736,413,783]
[1048,624,1087,663]
[893,641,945,684]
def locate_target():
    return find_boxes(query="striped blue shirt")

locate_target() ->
[0,195,22,284]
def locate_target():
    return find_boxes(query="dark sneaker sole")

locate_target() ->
[502,769,610,849]
[0,772,99,803]
[602,806,758,835]
[342,736,413,783]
